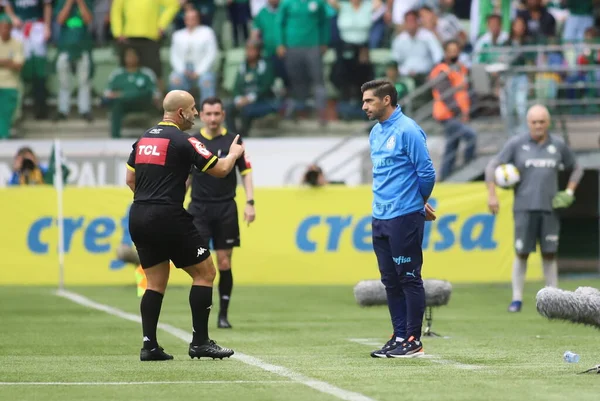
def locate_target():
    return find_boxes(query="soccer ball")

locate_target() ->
[494,164,520,188]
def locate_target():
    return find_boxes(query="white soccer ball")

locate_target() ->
[494,163,520,188]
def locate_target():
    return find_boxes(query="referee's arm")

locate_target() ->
[188,136,242,178]
[237,154,254,202]
[205,154,238,178]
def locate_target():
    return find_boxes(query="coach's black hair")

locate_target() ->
[200,96,223,111]
[419,5,433,13]
[361,80,398,106]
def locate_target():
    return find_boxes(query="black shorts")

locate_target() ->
[129,203,211,269]
[188,200,240,249]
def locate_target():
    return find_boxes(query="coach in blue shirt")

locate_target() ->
[361,79,436,359]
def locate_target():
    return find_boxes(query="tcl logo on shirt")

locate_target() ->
[136,138,169,165]
[188,137,213,159]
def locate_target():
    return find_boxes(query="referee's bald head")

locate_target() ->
[162,90,198,131]
[163,90,194,112]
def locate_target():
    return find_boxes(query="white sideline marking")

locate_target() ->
[56,290,376,401]
[0,381,291,386]
[347,338,482,370]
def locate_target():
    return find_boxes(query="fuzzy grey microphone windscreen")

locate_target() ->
[353,279,452,307]
[536,287,600,329]
[115,244,141,265]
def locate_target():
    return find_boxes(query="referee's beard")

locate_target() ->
[180,111,196,131]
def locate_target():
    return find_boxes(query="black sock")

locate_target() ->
[218,269,233,316]
[140,290,164,350]
[190,285,213,345]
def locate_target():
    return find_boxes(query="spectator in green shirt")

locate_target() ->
[54,0,94,122]
[0,15,23,140]
[104,47,160,138]
[2,0,52,120]
[225,39,277,136]
[252,0,289,89]
[469,0,512,45]
[473,14,509,65]
[276,0,329,125]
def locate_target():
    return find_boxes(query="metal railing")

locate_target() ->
[286,42,600,185]
[282,127,371,185]
[473,42,600,109]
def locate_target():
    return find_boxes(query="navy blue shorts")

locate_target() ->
[372,211,425,283]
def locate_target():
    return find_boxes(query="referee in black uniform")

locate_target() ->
[125,90,245,361]
[187,97,255,329]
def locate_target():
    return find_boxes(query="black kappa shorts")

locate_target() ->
[129,203,211,269]
[188,200,240,249]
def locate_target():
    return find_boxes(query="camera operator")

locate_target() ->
[301,164,327,187]
[301,164,345,187]
[9,147,48,186]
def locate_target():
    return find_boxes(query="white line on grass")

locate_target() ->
[347,338,482,370]
[0,381,292,386]
[56,290,376,401]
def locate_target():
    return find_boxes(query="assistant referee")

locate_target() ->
[125,90,244,361]
[187,97,255,329]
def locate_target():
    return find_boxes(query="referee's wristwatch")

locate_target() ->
[246,200,255,206]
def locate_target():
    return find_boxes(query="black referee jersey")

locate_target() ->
[127,122,218,205]
[189,128,252,203]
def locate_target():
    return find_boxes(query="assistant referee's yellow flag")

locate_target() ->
[135,265,147,297]
[135,264,176,297]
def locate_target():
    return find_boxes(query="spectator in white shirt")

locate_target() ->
[391,10,443,85]
[420,3,470,66]
[420,1,465,44]
[385,0,417,26]
[168,8,218,103]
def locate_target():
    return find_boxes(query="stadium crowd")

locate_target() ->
[1,0,600,182]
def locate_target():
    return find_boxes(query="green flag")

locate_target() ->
[43,144,70,185]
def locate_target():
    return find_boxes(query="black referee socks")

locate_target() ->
[190,285,213,345]
[140,290,164,350]
[218,269,233,316]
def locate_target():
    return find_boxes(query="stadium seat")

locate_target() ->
[221,47,246,93]
[369,48,392,78]
[92,47,120,98]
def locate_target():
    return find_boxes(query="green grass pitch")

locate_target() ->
[1,278,599,401]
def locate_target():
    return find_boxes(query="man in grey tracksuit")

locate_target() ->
[485,104,583,313]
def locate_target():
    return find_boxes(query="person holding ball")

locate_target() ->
[484,104,583,313]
